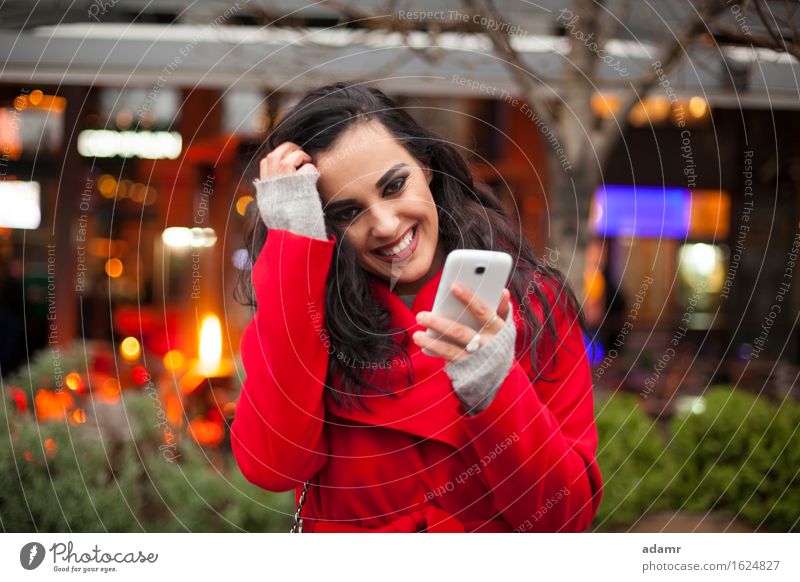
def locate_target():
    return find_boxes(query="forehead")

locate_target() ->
[316,121,414,200]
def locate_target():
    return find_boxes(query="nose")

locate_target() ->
[367,203,400,241]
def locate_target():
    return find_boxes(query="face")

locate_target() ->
[315,120,443,295]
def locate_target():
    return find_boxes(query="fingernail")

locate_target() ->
[452,282,463,293]
[416,312,428,323]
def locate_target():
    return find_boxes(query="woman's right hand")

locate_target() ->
[260,142,318,180]
[254,141,327,242]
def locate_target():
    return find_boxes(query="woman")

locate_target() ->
[231,82,603,532]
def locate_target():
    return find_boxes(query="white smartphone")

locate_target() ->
[423,249,513,355]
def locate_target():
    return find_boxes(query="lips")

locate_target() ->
[371,224,419,263]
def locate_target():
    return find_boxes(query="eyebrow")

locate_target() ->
[375,162,408,188]
[325,162,409,212]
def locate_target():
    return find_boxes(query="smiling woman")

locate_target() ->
[314,121,442,295]
[232,81,603,533]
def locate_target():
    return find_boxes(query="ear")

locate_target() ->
[423,166,432,185]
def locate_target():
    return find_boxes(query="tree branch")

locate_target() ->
[744,0,800,60]
[595,0,728,166]
[462,0,559,128]
[319,0,448,65]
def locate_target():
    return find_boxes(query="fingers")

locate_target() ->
[270,149,310,178]
[413,285,513,361]
[415,311,478,349]
[260,142,312,180]
[411,331,467,362]
[296,162,319,175]
[451,282,504,331]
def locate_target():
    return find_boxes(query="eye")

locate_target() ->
[384,175,408,195]
[332,207,361,222]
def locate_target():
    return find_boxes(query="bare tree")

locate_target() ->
[721,0,800,59]
[465,0,731,292]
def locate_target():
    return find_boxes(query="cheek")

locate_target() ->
[342,223,370,255]
[407,193,437,222]
[419,200,438,235]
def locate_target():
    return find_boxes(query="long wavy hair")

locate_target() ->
[236,81,585,411]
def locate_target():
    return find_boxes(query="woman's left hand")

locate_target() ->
[412,283,512,362]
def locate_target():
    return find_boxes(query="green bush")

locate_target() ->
[592,392,676,529]
[592,386,800,532]
[669,387,800,532]
[0,393,294,532]
[4,376,797,532]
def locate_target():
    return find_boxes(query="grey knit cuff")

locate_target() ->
[445,309,517,416]
[253,171,327,242]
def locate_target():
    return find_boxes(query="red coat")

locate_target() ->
[231,228,603,532]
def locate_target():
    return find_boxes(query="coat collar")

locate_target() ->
[324,266,472,450]
[324,265,524,450]
[370,267,443,320]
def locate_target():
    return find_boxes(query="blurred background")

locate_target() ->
[0,0,798,532]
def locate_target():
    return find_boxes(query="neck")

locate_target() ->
[392,243,445,296]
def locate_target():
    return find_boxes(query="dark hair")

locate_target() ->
[237,81,585,411]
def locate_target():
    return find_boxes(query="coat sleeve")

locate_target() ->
[230,228,335,492]
[457,287,603,532]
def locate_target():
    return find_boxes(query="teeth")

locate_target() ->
[378,227,415,256]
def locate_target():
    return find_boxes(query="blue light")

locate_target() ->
[593,185,691,238]
[583,331,605,366]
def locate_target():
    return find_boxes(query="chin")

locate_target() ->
[358,222,440,287]
[371,250,436,288]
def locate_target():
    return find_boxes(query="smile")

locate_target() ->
[372,224,419,262]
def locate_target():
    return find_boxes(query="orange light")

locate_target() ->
[688,96,709,119]
[99,378,121,403]
[98,174,117,198]
[129,182,146,203]
[689,190,730,239]
[120,336,141,360]
[101,377,120,394]
[236,195,254,216]
[163,350,185,372]
[584,270,606,303]
[166,393,184,427]
[65,372,84,392]
[189,417,225,447]
[646,97,671,122]
[44,437,58,457]
[105,258,123,278]
[197,314,222,376]
[179,369,205,394]
[13,92,66,112]
[629,97,670,126]
[0,108,22,160]
[591,93,620,119]
[72,409,87,424]
[34,389,74,421]
[89,237,128,258]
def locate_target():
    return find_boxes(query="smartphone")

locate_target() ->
[423,249,513,355]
